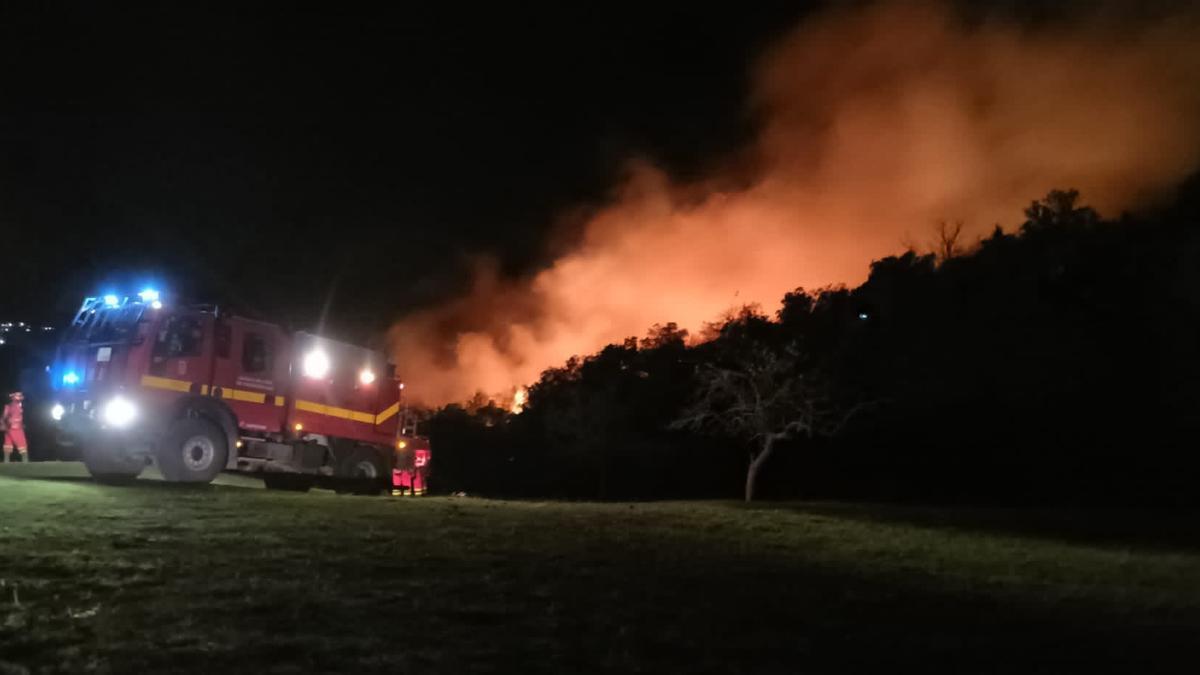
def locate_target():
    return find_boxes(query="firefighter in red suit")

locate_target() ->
[3,391,27,462]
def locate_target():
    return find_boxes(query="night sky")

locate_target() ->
[0,4,816,338]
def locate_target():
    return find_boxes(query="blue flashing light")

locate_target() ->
[103,294,120,307]
[138,288,160,302]
[62,371,81,386]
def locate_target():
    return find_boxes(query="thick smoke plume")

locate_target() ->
[390,1,1200,405]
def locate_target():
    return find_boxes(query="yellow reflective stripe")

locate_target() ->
[141,376,270,405]
[274,396,285,407]
[295,399,375,424]
[140,375,192,393]
[222,388,266,404]
[374,401,400,425]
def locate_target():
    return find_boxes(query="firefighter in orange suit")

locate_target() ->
[3,391,27,462]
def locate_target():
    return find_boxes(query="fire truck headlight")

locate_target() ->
[50,403,65,421]
[302,349,330,379]
[102,396,138,428]
[359,368,376,385]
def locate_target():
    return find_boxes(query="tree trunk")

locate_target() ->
[745,436,776,502]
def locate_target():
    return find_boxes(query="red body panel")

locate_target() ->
[210,317,291,434]
[285,332,401,445]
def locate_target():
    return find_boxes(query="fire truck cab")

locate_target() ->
[49,292,422,491]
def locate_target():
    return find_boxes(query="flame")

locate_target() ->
[511,387,528,415]
[390,1,1200,406]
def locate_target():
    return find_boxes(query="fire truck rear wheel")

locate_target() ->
[157,418,228,483]
[82,438,145,484]
[337,447,387,494]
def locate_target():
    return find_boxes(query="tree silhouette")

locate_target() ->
[935,220,965,263]
[673,341,858,501]
[1021,189,1098,232]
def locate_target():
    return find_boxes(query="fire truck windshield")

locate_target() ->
[64,302,147,345]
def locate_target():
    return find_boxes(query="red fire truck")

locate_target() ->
[49,291,426,492]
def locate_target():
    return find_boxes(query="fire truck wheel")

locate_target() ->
[337,447,387,494]
[157,418,228,483]
[82,438,145,483]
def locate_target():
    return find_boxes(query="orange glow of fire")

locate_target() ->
[390,1,1200,406]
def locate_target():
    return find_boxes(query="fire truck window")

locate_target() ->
[242,333,272,374]
[151,316,204,366]
[214,322,232,359]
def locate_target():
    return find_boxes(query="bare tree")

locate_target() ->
[672,342,859,502]
[935,220,964,263]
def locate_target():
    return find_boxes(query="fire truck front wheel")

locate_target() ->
[156,418,228,483]
[82,438,145,484]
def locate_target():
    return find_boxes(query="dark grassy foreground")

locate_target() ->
[1,463,1198,674]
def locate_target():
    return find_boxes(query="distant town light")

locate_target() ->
[858,312,869,320]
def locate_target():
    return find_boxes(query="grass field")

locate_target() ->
[1,463,1198,674]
